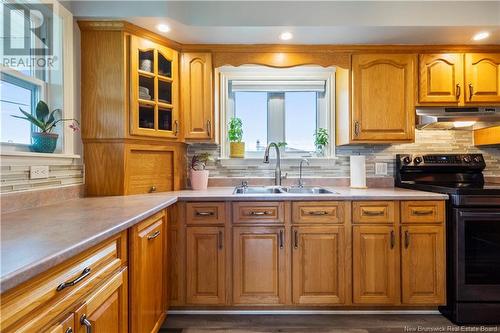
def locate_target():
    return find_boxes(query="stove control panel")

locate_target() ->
[397,154,485,168]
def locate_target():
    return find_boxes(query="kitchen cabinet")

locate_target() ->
[186,226,226,304]
[130,211,167,333]
[181,52,214,141]
[74,268,128,333]
[352,225,399,304]
[292,226,345,304]
[473,125,500,146]
[348,53,416,143]
[79,21,186,196]
[46,314,75,333]
[418,53,464,104]
[401,225,445,305]
[232,227,287,305]
[465,53,500,103]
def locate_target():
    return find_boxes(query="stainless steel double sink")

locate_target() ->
[233,186,337,195]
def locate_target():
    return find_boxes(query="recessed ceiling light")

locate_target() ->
[279,32,293,41]
[157,24,171,33]
[472,31,490,41]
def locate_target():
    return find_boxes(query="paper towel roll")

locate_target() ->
[350,155,367,188]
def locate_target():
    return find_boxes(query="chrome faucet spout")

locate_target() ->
[299,158,310,188]
[263,142,282,186]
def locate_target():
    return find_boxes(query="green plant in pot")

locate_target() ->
[314,128,329,157]
[190,152,212,190]
[228,117,245,158]
[11,101,80,153]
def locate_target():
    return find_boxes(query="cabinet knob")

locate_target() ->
[149,185,157,193]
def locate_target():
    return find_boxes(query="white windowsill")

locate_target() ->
[0,151,81,159]
[218,156,338,167]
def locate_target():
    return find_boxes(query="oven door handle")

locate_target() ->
[458,211,500,218]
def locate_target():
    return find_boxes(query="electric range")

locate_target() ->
[395,153,500,325]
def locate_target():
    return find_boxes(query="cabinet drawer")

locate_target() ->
[292,201,344,224]
[186,202,226,225]
[401,201,445,223]
[0,232,126,332]
[233,202,285,224]
[353,201,397,224]
[125,147,174,195]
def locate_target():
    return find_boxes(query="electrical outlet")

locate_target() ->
[375,162,388,176]
[30,166,49,179]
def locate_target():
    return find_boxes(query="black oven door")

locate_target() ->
[454,208,500,302]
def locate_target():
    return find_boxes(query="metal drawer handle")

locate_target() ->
[65,328,73,333]
[196,211,214,216]
[405,230,410,248]
[57,267,91,291]
[294,230,299,249]
[468,84,474,100]
[207,119,211,136]
[412,209,434,216]
[279,230,284,249]
[149,185,157,193]
[249,211,271,216]
[80,314,92,333]
[354,121,360,137]
[174,120,179,136]
[218,230,223,250]
[363,210,385,216]
[390,230,395,249]
[147,230,161,240]
[456,83,461,99]
[308,211,328,216]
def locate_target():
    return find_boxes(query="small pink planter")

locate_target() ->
[190,170,209,190]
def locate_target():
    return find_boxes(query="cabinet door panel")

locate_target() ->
[292,226,345,304]
[186,226,226,305]
[465,53,500,103]
[352,54,415,142]
[130,213,166,333]
[419,53,463,103]
[353,225,399,304]
[401,225,445,305]
[233,227,287,305]
[182,53,213,140]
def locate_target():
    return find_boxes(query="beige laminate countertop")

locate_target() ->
[0,187,447,293]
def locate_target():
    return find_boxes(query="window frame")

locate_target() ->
[0,1,77,158]
[217,65,336,159]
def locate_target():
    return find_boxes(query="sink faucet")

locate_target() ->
[263,142,283,186]
[298,158,310,188]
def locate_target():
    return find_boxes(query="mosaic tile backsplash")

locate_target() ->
[187,129,500,181]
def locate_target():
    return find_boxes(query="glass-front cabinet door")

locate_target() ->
[130,36,179,138]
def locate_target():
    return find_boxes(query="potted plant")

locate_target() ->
[190,152,212,190]
[228,117,245,158]
[314,128,329,157]
[11,100,79,153]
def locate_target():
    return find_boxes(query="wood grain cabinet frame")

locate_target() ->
[292,201,345,224]
[353,201,398,224]
[233,202,285,224]
[465,53,500,103]
[401,201,445,224]
[186,202,226,225]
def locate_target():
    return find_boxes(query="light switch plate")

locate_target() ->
[30,165,49,179]
[375,162,388,176]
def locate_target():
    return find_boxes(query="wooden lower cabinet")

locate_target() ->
[353,225,399,304]
[130,211,168,333]
[46,314,75,333]
[401,225,445,305]
[186,226,226,305]
[75,268,128,333]
[232,227,287,305]
[292,226,345,304]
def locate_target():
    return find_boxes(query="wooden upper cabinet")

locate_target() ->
[401,225,445,305]
[419,53,464,104]
[75,268,128,333]
[292,226,345,305]
[130,36,180,139]
[352,225,399,304]
[232,227,287,305]
[181,52,214,141]
[465,53,500,103]
[130,211,167,333]
[186,226,226,305]
[351,54,416,143]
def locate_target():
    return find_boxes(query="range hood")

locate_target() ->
[416,107,500,130]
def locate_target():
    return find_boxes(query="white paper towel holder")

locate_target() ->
[350,155,368,189]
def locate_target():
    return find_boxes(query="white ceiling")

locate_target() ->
[63,1,500,44]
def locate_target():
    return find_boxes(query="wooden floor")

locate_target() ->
[160,314,498,333]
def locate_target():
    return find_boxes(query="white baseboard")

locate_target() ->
[168,310,441,315]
